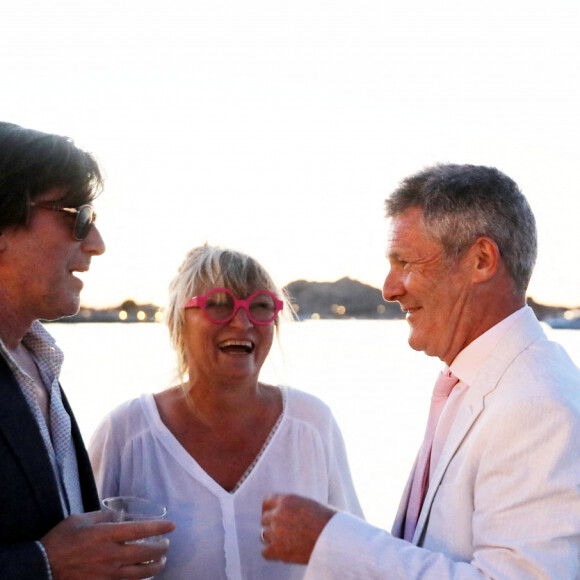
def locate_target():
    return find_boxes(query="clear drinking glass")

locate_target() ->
[101,496,167,579]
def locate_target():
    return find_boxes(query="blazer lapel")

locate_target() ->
[0,356,64,525]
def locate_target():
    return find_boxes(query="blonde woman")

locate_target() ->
[89,245,362,580]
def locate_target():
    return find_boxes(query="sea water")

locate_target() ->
[49,319,580,530]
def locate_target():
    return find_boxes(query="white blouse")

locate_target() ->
[89,387,363,580]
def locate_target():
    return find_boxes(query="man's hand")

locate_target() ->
[261,494,337,564]
[41,510,176,580]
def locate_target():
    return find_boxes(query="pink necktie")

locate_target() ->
[403,369,459,541]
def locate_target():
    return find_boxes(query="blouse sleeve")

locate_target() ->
[88,409,124,500]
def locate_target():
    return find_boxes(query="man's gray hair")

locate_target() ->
[385,164,537,295]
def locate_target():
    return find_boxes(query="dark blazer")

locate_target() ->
[0,354,99,579]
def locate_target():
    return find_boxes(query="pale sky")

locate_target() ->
[3,0,580,308]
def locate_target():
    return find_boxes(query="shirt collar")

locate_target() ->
[0,320,63,378]
[450,305,529,386]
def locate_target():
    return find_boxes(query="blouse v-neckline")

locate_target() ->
[141,388,287,496]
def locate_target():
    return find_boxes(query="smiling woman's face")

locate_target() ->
[182,289,275,387]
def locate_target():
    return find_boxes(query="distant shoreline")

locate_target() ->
[47,278,579,326]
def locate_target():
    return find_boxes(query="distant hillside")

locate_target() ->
[525,297,569,321]
[284,277,577,321]
[284,277,404,320]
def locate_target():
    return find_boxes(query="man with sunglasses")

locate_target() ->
[0,122,174,579]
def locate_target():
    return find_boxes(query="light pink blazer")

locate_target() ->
[306,308,580,579]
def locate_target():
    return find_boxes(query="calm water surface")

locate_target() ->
[50,319,580,530]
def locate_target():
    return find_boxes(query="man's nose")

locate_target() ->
[382,268,404,302]
[81,224,106,256]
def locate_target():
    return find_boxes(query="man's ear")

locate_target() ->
[470,236,500,284]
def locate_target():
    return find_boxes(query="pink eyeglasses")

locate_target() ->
[185,288,284,325]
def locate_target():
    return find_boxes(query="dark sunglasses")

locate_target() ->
[184,288,284,325]
[29,202,97,241]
